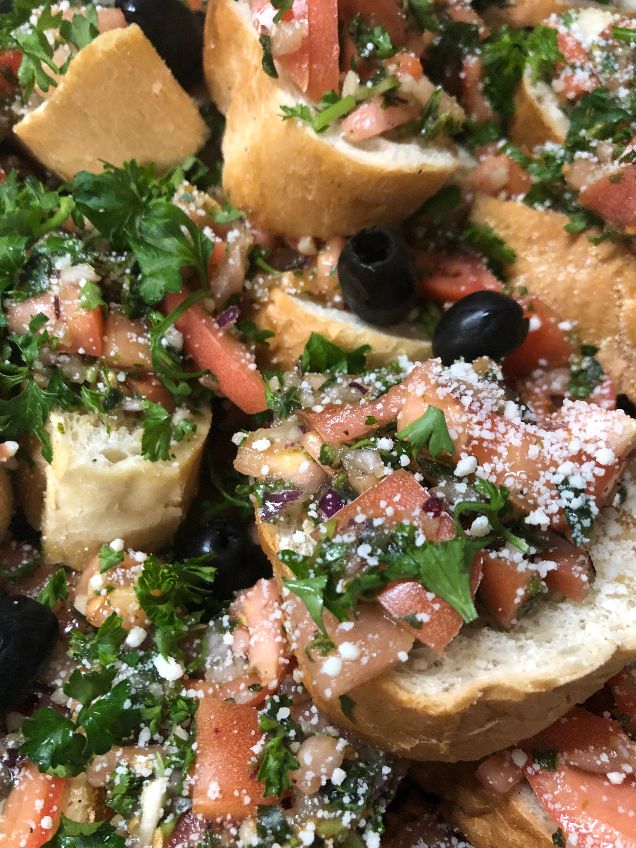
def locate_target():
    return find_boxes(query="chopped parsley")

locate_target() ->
[557,480,596,546]
[534,748,559,771]
[461,222,516,279]
[568,345,603,399]
[339,694,356,723]
[69,613,128,668]
[257,694,300,796]
[349,15,395,61]
[300,332,369,376]
[259,33,278,78]
[36,568,69,609]
[396,405,455,459]
[140,401,197,462]
[98,543,125,573]
[42,817,125,848]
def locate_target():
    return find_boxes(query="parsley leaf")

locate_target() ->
[339,694,356,723]
[20,709,86,776]
[408,0,438,31]
[568,345,603,399]
[68,613,127,667]
[78,281,105,311]
[557,480,596,545]
[461,222,516,279]
[98,543,125,574]
[396,406,455,459]
[300,333,369,375]
[271,0,293,23]
[36,569,68,609]
[63,667,117,706]
[259,33,278,78]
[349,15,395,60]
[257,695,300,796]
[140,401,197,462]
[43,816,125,848]
[455,478,533,554]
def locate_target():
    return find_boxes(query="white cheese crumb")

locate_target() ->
[153,654,185,681]
[125,627,147,648]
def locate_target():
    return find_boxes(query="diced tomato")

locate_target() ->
[339,0,407,45]
[461,55,494,123]
[543,545,593,602]
[390,50,423,81]
[127,374,175,410]
[208,240,227,273]
[251,0,309,92]
[233,579,290,689]
[503,297,576,379]
[609,666,636,731]
[579,164,636,233]
[468,145,532,198]
[192,696,277,820]
[162,290,267,415]
[477,551,539,629]
[104,309,151,370]
[475,751,525,795]
[527,764,636,848]
[6,284,104,358]
[331,472,473,653]
[306,0,339,102]
[0,762,68,848]
[416,251,502,304]
[284,592,414,701]
[0,50,22,95]
[528,706,621,754]
[341,98,419,142]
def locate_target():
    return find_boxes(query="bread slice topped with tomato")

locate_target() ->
[203,0,463,238]
[412,664,636,848]
[234,321,636,761]
[5,5,207,180]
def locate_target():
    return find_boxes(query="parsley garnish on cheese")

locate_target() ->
[257,694,301,796]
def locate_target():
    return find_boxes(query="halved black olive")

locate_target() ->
[0,593,58,714]
[177,520,270,601]
[337,227,416,326]
[432,291,529,365]
[115,0,203,89]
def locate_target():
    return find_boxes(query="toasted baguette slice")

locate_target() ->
[510,68,569,152]
[252,286,432,369]
[18,409,211,570]
[471,195,636,402]
[259,487,636,762]
[14,25,208,181]
[411,763,554,848]
[483,0,635,27]
[203,0,459,239]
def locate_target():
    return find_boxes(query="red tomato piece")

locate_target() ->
[0,762,67,848]
[477,551,538,629]
[503,297,576,379]
[162,290,267,415]
[389,50,423,81]
[416,250,502,304]
[461,55,494,123]
[579,164,636,233]
[339,0,407,44]
[543,545,593,602]
[528,706,621,754]
[251,0,310,92]
[341,98,419,142]
[306,0,339,102]
[609,666,636,731]
[527,764,636,848]
[475,751,526,795]
[192,696,277,820]
[127,374,175,411]
[233,578,290,689]
[103,309,151,370]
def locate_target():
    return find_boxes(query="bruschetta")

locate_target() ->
[9,15,207,180]
[203,0,462,238]
[235,344,636,761]
[482,0,636,27]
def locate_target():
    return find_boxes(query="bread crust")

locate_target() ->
[14,25,208,181]
[22,409,211,570]
[203,0,459,239]
[411,764,554,848]
[471,195,636,401]
[509,70,569,152]
[259,494,636,762]
[251,286,432,369]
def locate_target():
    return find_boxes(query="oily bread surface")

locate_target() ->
[251,286,432,369]
[14,25,208,181]
[259,490,636,762]
[509,69,569,152]
[22,409,211,570]
[411,764,554,848]
[471,195,636,402]
[203,0,459,238]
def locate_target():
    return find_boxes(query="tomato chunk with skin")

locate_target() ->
[306,0,339,102]
[192,696,277,820]
[528,706,621,754]
[251,0,309,92]
[609,666,636,732]
[527,764,636,848]
[476,550,539,629]
[416,251,502,304]
[232,579,290,689]
[0,762,67,848]
[579,164,636,233]
[104,309,151,370]
[543,546,593,602]
[475,751,525,796]
[503,297,576,379]
[162,290,267,415]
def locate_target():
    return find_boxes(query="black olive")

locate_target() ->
[432,291,529,365]
[337,227,416,326]
[0,594,58,714]
[178,520,270,600]
[115,0,203,89]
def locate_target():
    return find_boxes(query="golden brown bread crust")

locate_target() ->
[14,25,208,181]
[258,500,636,762]
[251,286,432,369]
[203,0,459,239]
[411,764,554,848]
[471,195,636,401]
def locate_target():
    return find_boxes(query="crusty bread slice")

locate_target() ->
[471,195,636,402]
[411,763,554,848]
[483,0,635,27]
[259,484,636,762]
[251,286,432,369]
[0,467,14,542]
[509,69,569,152]
[14,25,208,181]
[18,408,211,570]
[203,0,460,239]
